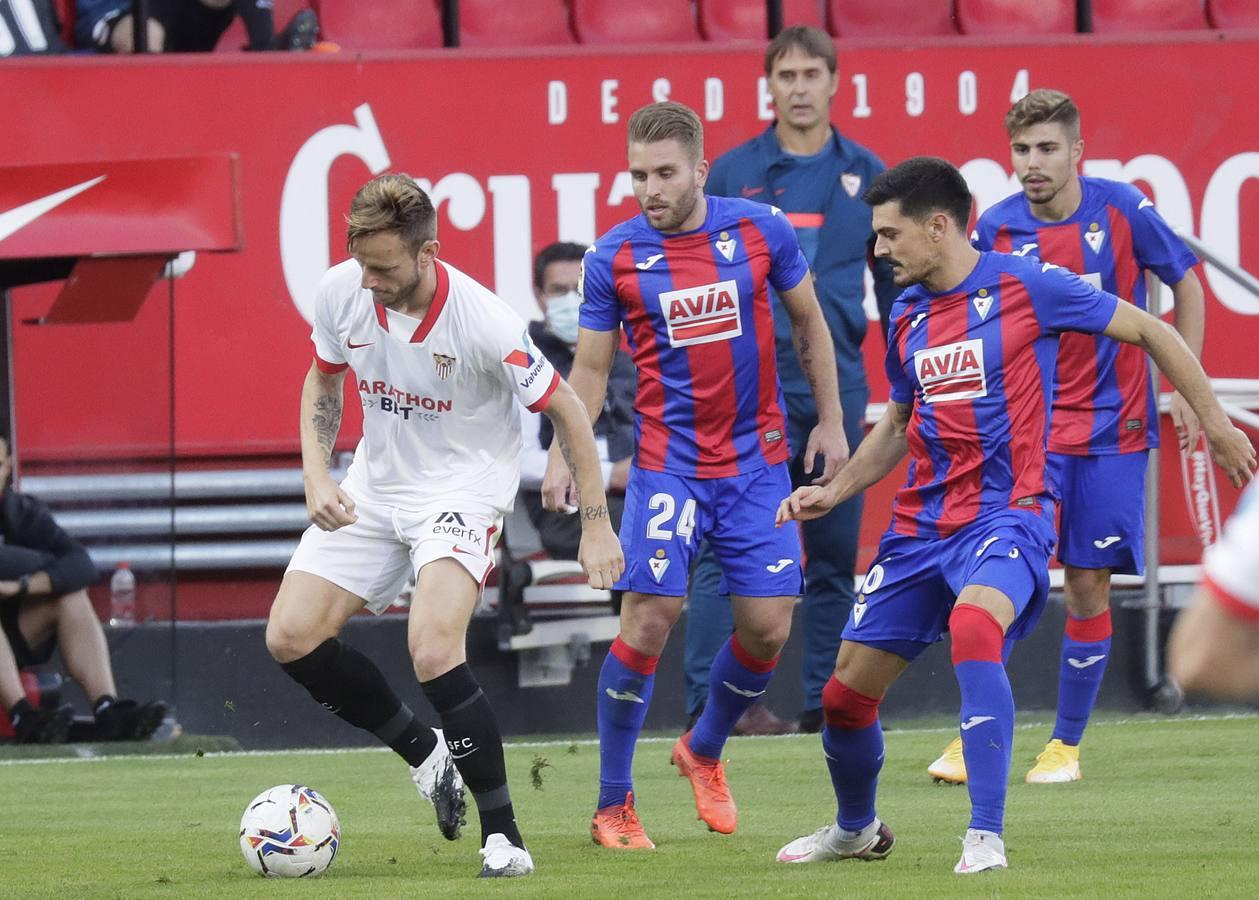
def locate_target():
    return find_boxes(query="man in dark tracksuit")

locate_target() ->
[686,26,897,732]
[0,434,167,742]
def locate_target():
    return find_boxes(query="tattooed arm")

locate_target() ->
[542,327,617,511]
[541,377,625,590]
[299,361,358,531]
[777,277,848,484]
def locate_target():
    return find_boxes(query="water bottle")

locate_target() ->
[108,562,137,627]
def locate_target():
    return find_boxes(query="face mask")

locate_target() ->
[544,291,581,344]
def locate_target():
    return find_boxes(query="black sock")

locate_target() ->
[8,697,35,723]
[280,638,437,766]
[93,695,117,717]
[231,0,275,49]
[422,663,522,849]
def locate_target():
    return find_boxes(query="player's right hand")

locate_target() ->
[305,473,358,531]
[1205,420,1257,488]
[775,484,838,525]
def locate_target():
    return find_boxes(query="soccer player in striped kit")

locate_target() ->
[774,157,1252,873]
[928,89,1207,786]
[542,101,848,849]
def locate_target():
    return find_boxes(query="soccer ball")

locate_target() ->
[238,784,340,877]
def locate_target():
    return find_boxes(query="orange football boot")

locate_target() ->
[591,792,655,849]
[671,732,736,834]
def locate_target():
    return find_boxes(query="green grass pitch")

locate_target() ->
[2,712,1256,898]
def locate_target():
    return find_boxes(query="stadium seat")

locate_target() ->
[1207,0,1259,28]
[698,0,825,42]
[826,0,956,37]
[317,0,444,50]
[572,0,700,44]
[215,0,317,51]
[955,0,1076,35]
[1090,0,1209,32]
[459,0,575,47]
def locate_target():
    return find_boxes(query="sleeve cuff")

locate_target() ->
[315,353,348,374]
[526,371,561,413]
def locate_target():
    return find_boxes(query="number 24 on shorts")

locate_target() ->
[646,493,696,543]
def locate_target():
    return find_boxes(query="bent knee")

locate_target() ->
[822,677,880,730]
[264,612,334,664]
[410,641,464,683]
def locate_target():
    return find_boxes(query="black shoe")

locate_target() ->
[95,699,170,741]
[12,704,73,744]
[798,708,823,734]
[274,9,318,51]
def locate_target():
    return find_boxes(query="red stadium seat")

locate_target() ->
[1207,0,1259,28]
[698,0,825,42]
[572,0,700,44]
[1091,0,1208,32]
[317,0,444,50]
[460,0,574,47]
[826,0,956,37]
[215,0,317,51]
[955,0,1076,35]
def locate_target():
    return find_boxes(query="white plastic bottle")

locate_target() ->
[108,562,137,627]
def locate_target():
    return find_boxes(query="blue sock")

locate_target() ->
[951,604,1014,835]
[820,677,882,833]
[688,635,776,759]
[596,636,657,811]
[823,722,883,832]
[1053,610,1112,746]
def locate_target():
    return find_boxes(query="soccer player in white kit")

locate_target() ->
[265,174,624,879]
[1169,481,1259,700]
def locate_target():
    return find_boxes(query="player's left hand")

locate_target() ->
[776,484,839,525]
[1170,391,1201,452]
[542,451,578,513]
[804,420,850,485]
[578,519,625,590]
[1204,418,1257,488]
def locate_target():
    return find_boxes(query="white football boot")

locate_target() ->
[409,728,466,840]
[478,833,534,878]
[776,818,895,864]
[954,828,1008,874]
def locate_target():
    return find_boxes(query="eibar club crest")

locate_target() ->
[1085,222,1107,254]
[841,173,862,197]
[432,352,456,380]
[715,230,736,262]
[972,288,993,320]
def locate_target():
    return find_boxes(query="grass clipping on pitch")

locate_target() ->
[2,712,1256,897]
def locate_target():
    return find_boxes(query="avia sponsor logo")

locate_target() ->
[659,278,742,347]
[358,379,452,418]
[913,338,987,403]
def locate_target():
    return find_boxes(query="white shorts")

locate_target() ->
[286,496,502,615]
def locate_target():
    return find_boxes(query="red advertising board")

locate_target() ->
[3,36,1257,562]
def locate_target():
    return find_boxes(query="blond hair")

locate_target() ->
[627,101,704,162]
[345,174,436,252]
[1005,89,1081,141]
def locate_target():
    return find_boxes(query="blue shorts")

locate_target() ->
[841,509,1057,661]
[1047,450,1147,575]
[615,464,803,598]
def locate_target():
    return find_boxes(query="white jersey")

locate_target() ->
[1202,481,1259,621]
[312,258,559,516]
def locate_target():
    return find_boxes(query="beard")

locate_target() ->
[642,185,700,233]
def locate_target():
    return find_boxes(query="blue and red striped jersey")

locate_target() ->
[579,195,809,478]
[974,176,1197,455]
[885,252,1119,539]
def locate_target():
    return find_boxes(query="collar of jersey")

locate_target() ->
[372,259,450,344]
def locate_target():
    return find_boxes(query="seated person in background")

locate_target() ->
[76,0,317,53]
[518,242,635,559]
[0,432,168,743]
